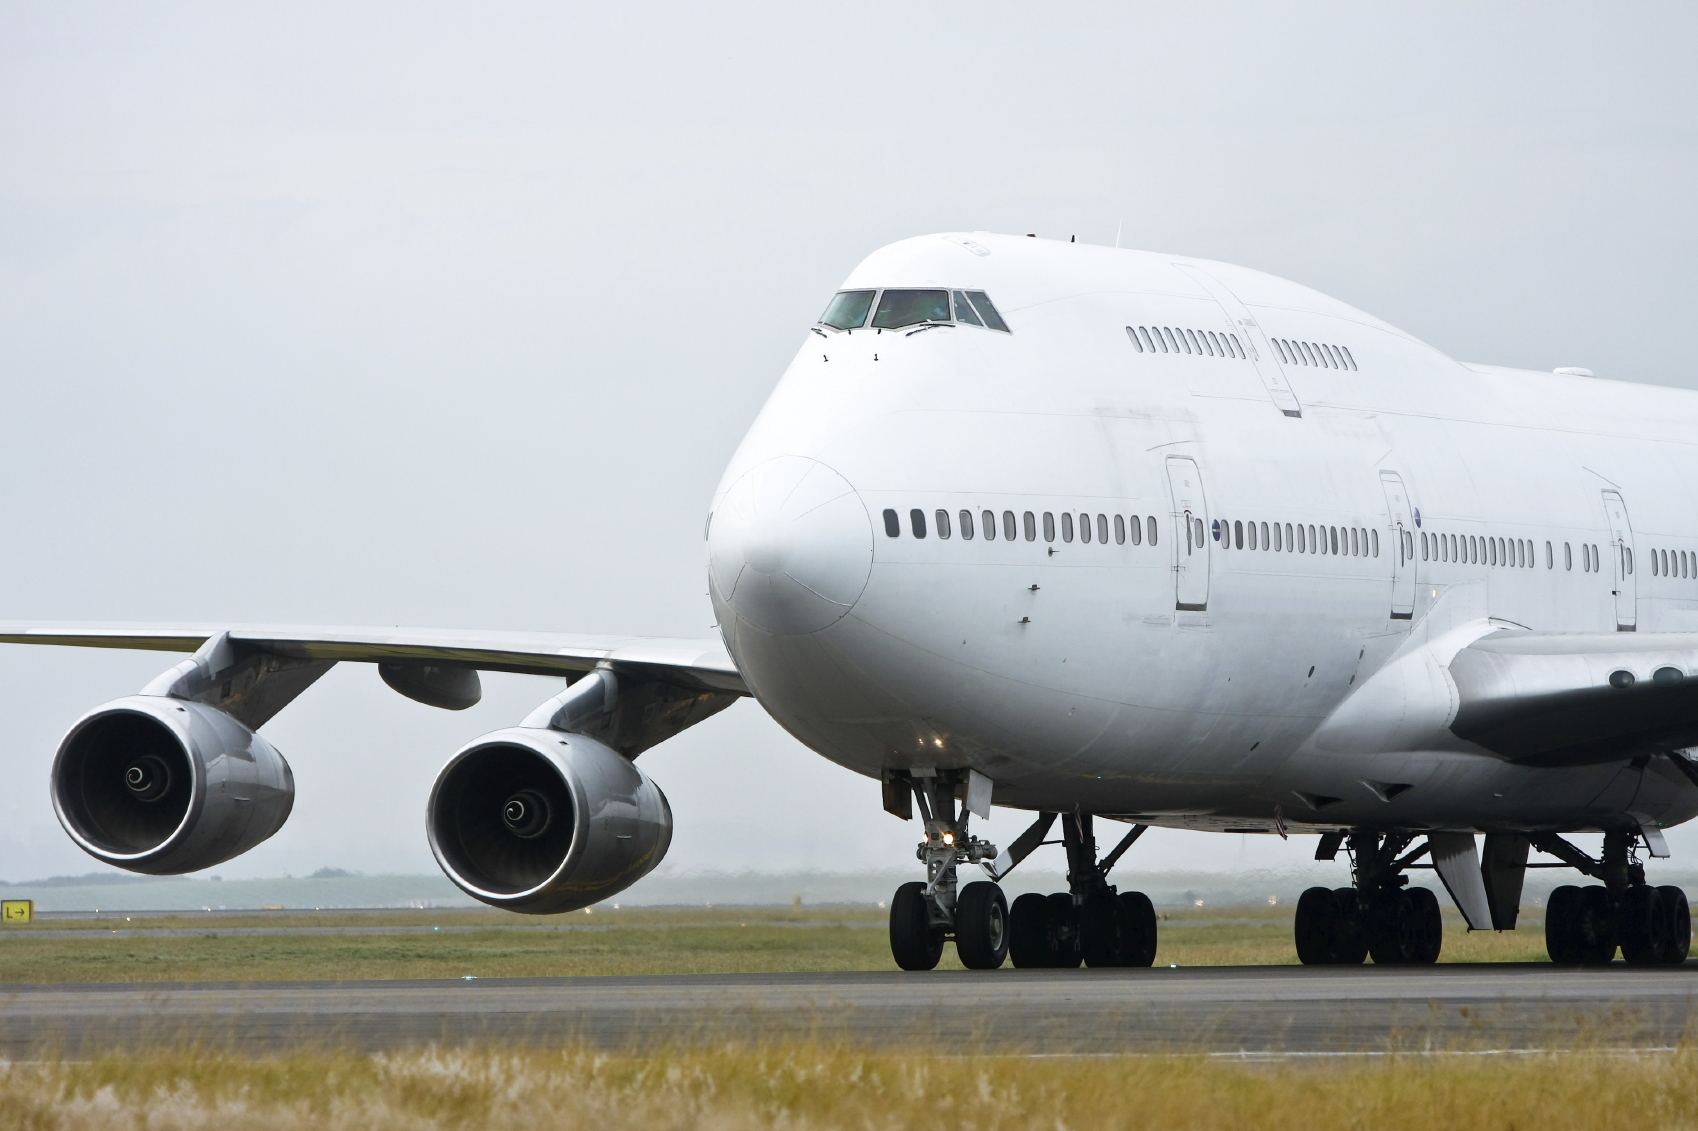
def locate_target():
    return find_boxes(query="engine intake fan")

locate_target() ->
[426,728,671,914]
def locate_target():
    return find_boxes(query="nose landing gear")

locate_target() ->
[884,770,1003,971]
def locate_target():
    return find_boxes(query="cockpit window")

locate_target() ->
[963,291,1009,332]
[872,289,951,329]
[951,291,983,326]
[819,289,875,330]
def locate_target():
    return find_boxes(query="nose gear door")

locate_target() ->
[1164,456,1210,612]
[1601,490,1637,631]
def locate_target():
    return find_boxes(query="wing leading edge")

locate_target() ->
[0,622,748,695]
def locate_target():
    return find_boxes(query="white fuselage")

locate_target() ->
[706,233,1698,836]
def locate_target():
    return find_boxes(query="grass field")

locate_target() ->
[2,1043,1694,1131]
[0,903,1554,983]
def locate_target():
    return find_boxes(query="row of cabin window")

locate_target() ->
[1216,519,1379,557]
[1652,549,1696,578]
[1125,325,1245,360]
[1421,533,1610,574]
[882,508,1160,546]
[1272,338,1357,371]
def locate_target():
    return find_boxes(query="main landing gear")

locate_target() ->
[1536,829,1692,966]
[882,772,1157,971]
[1295,832,1441,965]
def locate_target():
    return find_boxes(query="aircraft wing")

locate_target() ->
[0,622,748,695]
[1449,630,1698,767]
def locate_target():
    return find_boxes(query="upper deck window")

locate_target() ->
[819,290,876,330]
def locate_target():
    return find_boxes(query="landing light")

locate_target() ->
[942,831,956,846]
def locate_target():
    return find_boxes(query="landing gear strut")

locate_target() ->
[1296,831,1441,965]
[1006,812,1157,969]
[1538,829,1692,966]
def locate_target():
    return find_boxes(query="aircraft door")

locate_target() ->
[1379,471,1416,620]
[1164,456,1210,611]
[1601,490,1637,631]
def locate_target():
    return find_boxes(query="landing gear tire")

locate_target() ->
[955,881,1009,970]
[889,881,944,971]
[1119,891,1159,967]
[1367,889,1416,965]
[1295,886,1341,965]
[1333,888,1369,965]
[1658,886,1691,965]
[1046,892,1082,968]
[1404,887,1443,964]
[1080,893,1126,968]
[1619,885,1670,966]
[1008,892,1052,968]
[1579,885,1618,966]
[1546,884,1584,964]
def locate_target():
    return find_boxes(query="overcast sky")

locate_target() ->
[3,3,1697,885]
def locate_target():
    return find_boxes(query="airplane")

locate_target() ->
[6,230,1697,973]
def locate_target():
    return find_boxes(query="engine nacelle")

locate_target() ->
[51,696,295,874]
[426,728,671,914]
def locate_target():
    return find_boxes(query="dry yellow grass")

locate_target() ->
[3,1043,1695,1131]
[0,903,1558,983]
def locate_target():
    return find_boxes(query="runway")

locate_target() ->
[5,964,1697,1055]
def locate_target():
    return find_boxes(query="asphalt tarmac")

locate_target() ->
[4,964,1697,1055]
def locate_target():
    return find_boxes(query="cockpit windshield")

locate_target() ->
[815,287,1010,333]
[819,289,875,330]
[872,289,950,329]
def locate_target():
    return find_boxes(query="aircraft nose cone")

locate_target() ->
[709,457,872,636]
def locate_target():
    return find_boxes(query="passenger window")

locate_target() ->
[1421,533,1429,561]
[953,292,984,327]
[1123,326,1143,352]
[960,510,974,540]
[1148,517,1158,546]
[1162,328,1179,352]
[1206,331,1222,356]
[1185,329,1202,354]
[1003,510,1017,541]
[1546,540,1553,569]
[1043,512,1055,541]
[1115,515,1126,544]
[1140,327,1159,353]
[1022,511,1036,541]
[1130,515,1143,545]
[1062,513,1075,542]
[883,508,900,537]
[911,509,927,538]
[1330,526,1340,554]
[1372,529,1380,557]
[1347,528,1356,556]
[1246,521,1256,550]
[1098,514,1109,544]
[1272,522,1282,552]
[1234,520,1244,549]
[1230,334,1245,358]
[964,292,1010,332]
[1304,342,1321,367]
[873,289,951,329]
[1684,551,1690,578]
[936,509,951,539]
[1273,339,1290,364]
[1078,513,1091,543]
[1285,522,1294,551]
[983,509,996,541]
[1308,524,1317,553]
[820,290,876,330]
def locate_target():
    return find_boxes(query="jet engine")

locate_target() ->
[426,727,671,914]
[50,696,295,874]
